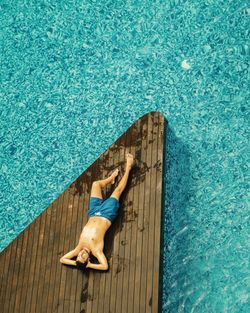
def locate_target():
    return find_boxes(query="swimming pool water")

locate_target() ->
[0,1,249,312]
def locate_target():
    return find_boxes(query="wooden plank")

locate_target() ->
[13,229,29,313]
[0,248,7,306]
[146,112,160,312]
[90,152,106,313]
[78,181,89,313]
[121,122,138,313]
[140,113,153,312]
[96,150,110,313]
[85,159,98,313]
[102,147,116,313]
[44,202,60,312]
[67,193,80,313]
[18,216,37,312]
[36,206,51,313]
[8,231,24,312]
[0,112,165,313]
[48,192,63,312]
[127,118,142,313]
[133,113,150,313]
[109,135,125,313]
[29,202,47,313]
[20,216,37,311]
[2,228,18,312]
[61,190,75,313]
[57,189,71,313]
[51,192,67,312]
[45,198,64,311]
[115,130,129,313]
[153,113,165,312]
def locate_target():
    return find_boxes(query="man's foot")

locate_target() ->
[126,153,134,169]
[110,168,119,184]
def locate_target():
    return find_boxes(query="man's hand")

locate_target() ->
[60,247,81,266]
[86,251,108,271]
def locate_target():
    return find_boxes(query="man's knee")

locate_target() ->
[92,181,101,189]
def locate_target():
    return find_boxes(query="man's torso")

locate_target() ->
[77,216,111,251]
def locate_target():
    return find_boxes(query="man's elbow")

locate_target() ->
[60,257,65,264]
[98,263,109,270]
[103,263,108,270]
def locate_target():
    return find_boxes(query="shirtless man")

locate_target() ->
[60,153,134,270]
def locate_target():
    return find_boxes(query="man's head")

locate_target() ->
[76,248,90,266]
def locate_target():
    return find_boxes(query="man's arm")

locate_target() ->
[60,247,80,266]
[86,250,108,270]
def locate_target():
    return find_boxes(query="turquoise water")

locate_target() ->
[0,0,249,312]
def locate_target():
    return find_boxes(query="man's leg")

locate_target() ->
[110,153,134,200]
[90,169,119,199]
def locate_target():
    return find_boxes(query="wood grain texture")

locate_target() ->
[0,112,166,313]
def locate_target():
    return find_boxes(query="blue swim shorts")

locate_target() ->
[87,196,120,222]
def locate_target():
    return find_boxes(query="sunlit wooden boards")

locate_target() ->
[0,111,166,313]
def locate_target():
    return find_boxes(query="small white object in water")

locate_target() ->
[181,59,191,70]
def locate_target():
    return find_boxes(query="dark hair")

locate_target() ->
[76,259,87,270]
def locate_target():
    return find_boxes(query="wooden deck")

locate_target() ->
[0,111,166,313]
